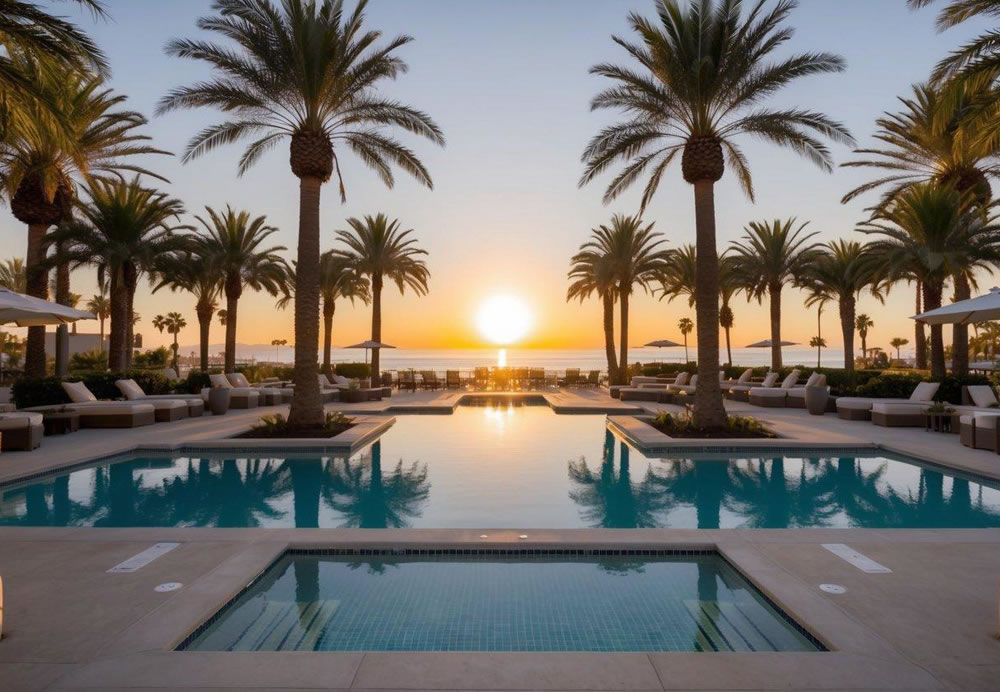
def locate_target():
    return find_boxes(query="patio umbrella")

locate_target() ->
[0,287,94,377]
[912,286,1000,325]
[744,339,798,348]
[642,339,683,348]
[345,340,396,365]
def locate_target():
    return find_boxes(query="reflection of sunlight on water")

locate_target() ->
[482,403,515,431]
[497,348,507,367]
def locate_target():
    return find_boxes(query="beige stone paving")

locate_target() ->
[1,387,999,690]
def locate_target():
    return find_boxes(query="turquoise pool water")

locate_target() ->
[3,401,999,528]
[181,551,820,652]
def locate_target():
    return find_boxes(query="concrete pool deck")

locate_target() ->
[1,386,999,690]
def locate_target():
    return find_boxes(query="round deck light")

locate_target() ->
[819,583,846,594]
[155,582,183,593]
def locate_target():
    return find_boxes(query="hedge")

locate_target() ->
[12,371,174,409]
[334,362,371,378]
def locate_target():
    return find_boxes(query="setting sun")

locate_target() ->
[475,295,533,345]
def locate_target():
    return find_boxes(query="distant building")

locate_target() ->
[43,332,107,356]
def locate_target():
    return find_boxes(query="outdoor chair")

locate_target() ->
[559,368,581,387]
[116,379,206,417]
[399,370,417,392]
[586,370,600,387]
[421,370,442,390]
[205,374,261,409]
[446,370,463,389]
[836,381,940,421]
[529,368,545,388]
[474,367,490,389]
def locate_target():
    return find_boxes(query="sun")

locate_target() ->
[476,295,533,345]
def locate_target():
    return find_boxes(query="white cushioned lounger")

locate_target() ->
[226,373,290,405]
[116,379,205,417]
[720,369,753,391]
[60,381,172,424]
[204,374,260,409]
[836,382,940,421]
[0,412,43,450]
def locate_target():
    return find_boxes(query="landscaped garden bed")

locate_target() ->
[646,411,777,439]
[232,412,355,439]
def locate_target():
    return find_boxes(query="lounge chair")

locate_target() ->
[116,379,206,417]
[530,368,545,388]
[586,370,600,387]
[559,368,581,387]
[748,369,801,408]
[205,374,260,409]
[637,372,687,391]
[729,372,777,402]
[836,381,939,421]
[421,370,442,390]
[960,411,1000,450]
[226,372,290,405]
[474,367,490,389]
[514,367,530,389]
[785,373,828,409]
[446,370,462,389]
[398,370,417,392]
[60,381,178,424]
[879,383,998,430]
[720,369,753,392]
[669,373,698,396]
[0,412,43,450]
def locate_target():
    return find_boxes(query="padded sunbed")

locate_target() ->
[59,381,175,424]
[0,412,43,450]
[669,373,699,396]
[748,369,802,408]
[203,375,260,409]
[227,373,290,405]
[720,369,753,391]
[785,373,827,409]
[836,382,940,421]
[116,379,205,417]
[729,372,778,401]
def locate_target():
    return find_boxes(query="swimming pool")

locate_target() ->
[2,400,998,528]
[181,550,821,652]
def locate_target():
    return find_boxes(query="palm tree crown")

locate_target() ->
[334,213,429,377]
[0,258,26,292]
[153,250,223,371]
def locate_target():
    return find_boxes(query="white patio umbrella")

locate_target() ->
[345,339,396,364]
[912,286,1000,325]
[0,287,94,377]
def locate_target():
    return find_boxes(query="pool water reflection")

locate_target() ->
[2,401,999,528]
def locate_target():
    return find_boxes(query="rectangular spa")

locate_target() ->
[180,550,822,652]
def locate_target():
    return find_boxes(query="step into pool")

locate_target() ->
[180,549,822,652]
[3,401,999,528]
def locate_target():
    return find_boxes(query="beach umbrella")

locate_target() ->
[345,340,396,365]
[0,287,95,377]
[912,286,1000,325]
[744,339,797,348]
[642,339,683,348]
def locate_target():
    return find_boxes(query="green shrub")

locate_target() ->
[179,370,216,394]
[937,374,992,404]
[649,410,775,439]
[11,370,173,408]
[12,376,71,408]
[237,411,354,439]
[133,346,170,368]
[853,373,926,400]
[69,349,108,373]
[334,362,371,378]
[234,363,295,382]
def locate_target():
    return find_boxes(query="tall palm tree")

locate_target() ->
[809,334,826,368]
[860,183,1000,378]
[333,214,429,378]
[580,215,667,384]
[152,251,222,371]
[580,0,852,427]
[718,254,741,367]
[159,0,444,428]
[855,314,874,367]
[890,337,910,362]
[193,206,288,373]
[0,258,26,292]
[678,317,693,363]
[85,291,110,352]
[46,177,190,371]
[1,55,167,376]
[152,311,186,371]
[567,248,619,384]
[729,218,819,369]
[841,79,1000,374]
[319,252,370,374]
[796,239,883,377]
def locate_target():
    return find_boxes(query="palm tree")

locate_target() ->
[580,215,667,384]
[855,314,874,367]
[908,0,1000,83]
[841,79,1000,374]
[85,291,110,352]
[729,218,820,369]
[46,177,189,371]
[152,312,186,371]
[159,0,445,428]
[271,338,287,363]
[317,252,370,374]
[152,251,222,371]
[580,0,852,427]
[0,258,26,292]
[718,254,741,367]
[192,206,288,373]
[333,214,429,378]
[796,239,883,377]
[1,57,167,375]
[567,248,619,384]
[890,337,910,362]
[217,309,227,327]
[860,183,1000,378]
[809,335,826,368]
[678,317,693,363]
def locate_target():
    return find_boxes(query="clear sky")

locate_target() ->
[1,0,993,355]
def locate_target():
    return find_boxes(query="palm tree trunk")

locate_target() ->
[915,281,927,369]
[601,292,618,384]
[691,180,725,428]
[618,282,629,385]
[860,334,867,368]
[371,274,383,379]
[952,273,970,375]
[769,282,782,370]
[172,332,179,371]
[288,176,324,427]
[816,308,822,368]
[923,279,946,379]
[196,302,212,372]
[108,269,128,372]
[323,299,335,375]
[840,297,855,381]
[224,289,238,373]
[683,335,689,363]
[98,316,105,354]
[124,264,137,371]
[54,242,70,376]
[24,223,49,377]
[725,325,732,367]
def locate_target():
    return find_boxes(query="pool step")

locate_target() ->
[228,599,340,651]
[684,600,783,652]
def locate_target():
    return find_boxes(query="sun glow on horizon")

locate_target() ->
[476,295,534,345]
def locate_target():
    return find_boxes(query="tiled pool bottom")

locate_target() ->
[181,550,821,653]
